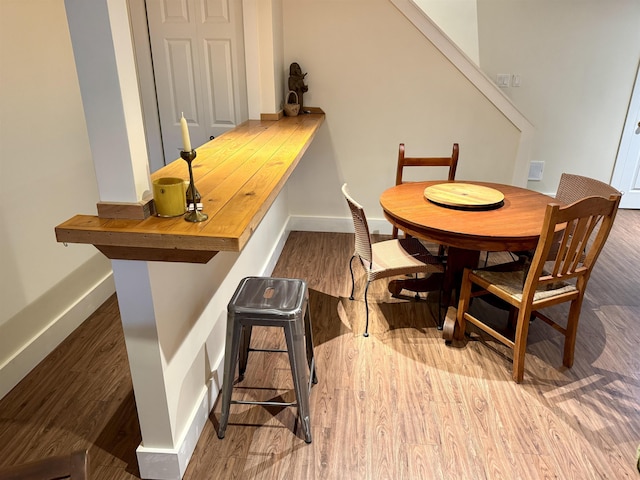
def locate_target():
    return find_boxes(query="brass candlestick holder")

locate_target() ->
[180,149,208,223]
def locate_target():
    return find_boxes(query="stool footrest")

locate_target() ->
[248,347,288,353]
[231,399,296,407]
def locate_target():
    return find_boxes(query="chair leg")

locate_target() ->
[512,305,533,383]
[239,325,253,377]
[363,281,371,337]
[218,317,243,439]
[454,269,473,341]
[563,296,584,368]
[284,322,313,443]
[304,307,318,385]
[348,255,356,300]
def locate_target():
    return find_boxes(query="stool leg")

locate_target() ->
[303,306,317,385]
[218,315,243,440]
[284,322,312,443]
[239,325,253,377]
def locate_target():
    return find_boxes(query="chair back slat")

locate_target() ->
[396,143,459,186]
[569,215,599,271]
[342,184,373,265]
[393,143,459,241]
[552,213,601,277]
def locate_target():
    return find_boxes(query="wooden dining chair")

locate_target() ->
[342,184,445,337]
[392,143,459,257]
[0,450,89,480]
[454,193,621,383]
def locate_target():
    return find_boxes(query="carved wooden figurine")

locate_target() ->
[288,62,308,113]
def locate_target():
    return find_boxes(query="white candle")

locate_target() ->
[180,112,192,152]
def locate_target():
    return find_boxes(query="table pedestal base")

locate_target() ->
[442,306,459,342]
[387,247,481,334]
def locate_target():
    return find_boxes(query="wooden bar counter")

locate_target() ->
[55,111,325,263]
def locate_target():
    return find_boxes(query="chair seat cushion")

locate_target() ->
[473,268,577,302]
[368,238,443,281]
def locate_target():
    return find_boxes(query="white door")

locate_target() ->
[611,63,640,209]
[146,0,248,163]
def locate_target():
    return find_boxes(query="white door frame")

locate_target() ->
[611,60,640,209]
[129,0,165,173]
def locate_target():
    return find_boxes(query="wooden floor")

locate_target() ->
[1,210,638,479]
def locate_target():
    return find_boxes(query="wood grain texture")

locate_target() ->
[2,211,639,479]
[381,181,558,251]
[96,198,154,220]
[424,183,504,208]
[55,113,325,261]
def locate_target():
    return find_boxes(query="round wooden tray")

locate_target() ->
[424,183,505,210]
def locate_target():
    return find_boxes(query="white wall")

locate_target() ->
[282,0,520,220]
[2,0,635,476]
[477,0,640,194]
[414,0,480,64]
[0,0,114,398]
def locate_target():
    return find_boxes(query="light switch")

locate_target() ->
[496,74,510,88]
[512,74,521,87]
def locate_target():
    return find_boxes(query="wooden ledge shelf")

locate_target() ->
[55,111,325,263]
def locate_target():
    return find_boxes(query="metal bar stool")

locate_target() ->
[217,276,317,443]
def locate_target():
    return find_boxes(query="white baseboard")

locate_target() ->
[262,220,292,276]
[136,384,210,480]
[288,214,393,235]
[136,353,228,479]
[0,259,114,399]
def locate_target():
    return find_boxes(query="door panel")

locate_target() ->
[147,0,247,163]
[612,63,640,209]
[166,40,199,119]
[203,0,228,19]
[205,40,235,126]
[162,0,189,21]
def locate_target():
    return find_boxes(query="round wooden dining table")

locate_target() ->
[379,180,558,335]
